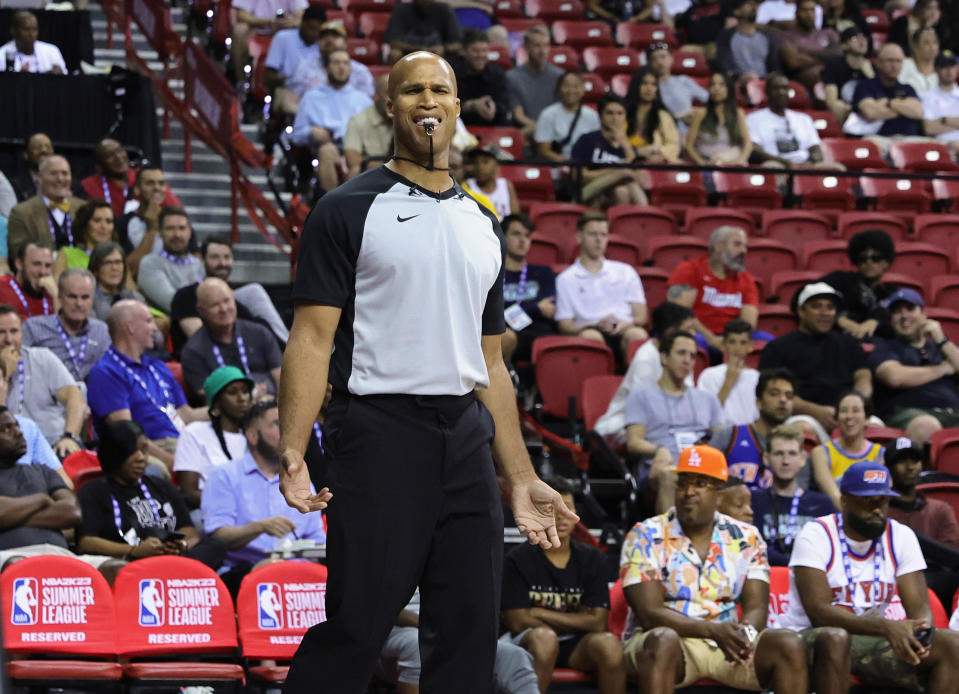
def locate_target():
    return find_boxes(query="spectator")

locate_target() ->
[821,26,875,129]
[709,367,800,491]
[887,0,941,58]
[717,0,783,86]
[697,319,760,426]
[756,0,822,28]
[445,0,495,29]
[847,43,923,142]
[0,171,14,221]
[202,400,326,592]
[899,26,940,94]
[668,226,760,352]
[0,10,66,74]
[758,282,872,437]
[263,5,327,114]
[570,94,649,209]
[535,72,601,163]
[870,288,959,441]
[343,74,394,179]
[229,0,306,83]
[7,155,86,255]
[500,213,557,363]
[285,21,376,113]
[674,0,731,57]
[52,201,116,279]
[625,331,725,513]
[501,477,626,694]
[821,0,871,51]
[746,73,825,167]
[620,445,812,694]
[750,425,835,565]
[0,242,56,321]
[819,229,897,340]
[506,26,564,140]
[449,30,510,127]
[775,461,959,692]
[685,72,753,166]
[625,68,681,163]
[136,206,204,314]
[383,0,463,65]
[631,42,708,134]
[448,146,499,216]
[181,278,283,398]
[87,300,205,472]
[778,0,841,90]
[0,304,84,456]
[79,139,179,220]
[465,144,518,218]
[76,420,224,568]
[717,476,755,524]
[555,211,648,362]
[810,391,884,507]
[596,302,696,442]
[88,242,150,322]
[174,367,253,511]
[22,268,109,383]
[11,132,53,203]
[920,52,959,157]
[117,167,192,279]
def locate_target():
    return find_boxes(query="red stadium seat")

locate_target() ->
[166,359,187,394]
[551,20,614,50]
[499,17,549,33]
[581,375,623,431]
[608,579,627,639]
[532,336,616,418]
[881,272,925,299]
[500,165,554,204]
[357,12,391,42]
[325,10,357,35]
[890,242,952,279]
[602,234,644,266]
[528,235,565,265]
[745,240,800,294]
[820,138,888,170]
[637,266,671,310]
[931,428,959,474]
[862,8,890,32]
[580,72,609,104]
[615,22,677,50]
[486,45,515,70]
[61,449,102,486]
[671,50,710,77]
[341,0,393,12]
[744,79,811,109]
[768,270,822,304]
[646,235,709,268]
[627,337,648,363]
[793,173,856,224]
[925,308,959,344]
[932,177,959,212]
[513,44,582,71]
[930,274,959,307]
[807,110,842,138]
[530,202,588,246]
[712,171,783,225]
[346,37,379,65]
[582,46,641,80]
[761,210,832,247]
[767,565,792,625]
[860,172,932,220]
[683,206,756,239]
[610,73,631,97]
[913,214,959,247]
[889,141,959,173]
[757,304,797,338]
[861,425,907,448]
[646,169,707,223]
[836,211,909,242]
[247,34,272,102]
[803,239,852,272]
[525,0,584,21]
[916,481,959,526]
[470,126,526,160]
[494,0,525,16]
[608,204,677,255]
[368,64,391,79]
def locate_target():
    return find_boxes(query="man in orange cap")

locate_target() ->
[619,445,816,694]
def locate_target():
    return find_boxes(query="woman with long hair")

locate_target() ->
[53,200,117,279]
[626,67,681,163]
[685,72,752,165]
[898,26,939,93]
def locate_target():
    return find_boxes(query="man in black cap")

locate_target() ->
[920,51,959,157]
[821,26,875,124]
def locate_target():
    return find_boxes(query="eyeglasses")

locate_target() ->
[675,475,721,490]
[856,252,886,263]
[646,42,671,55]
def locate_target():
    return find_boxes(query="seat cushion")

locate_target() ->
[247,664,290,683]
[9,660,123,680]
[123,662,245,680]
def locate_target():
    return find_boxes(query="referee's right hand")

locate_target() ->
[280,448,332,514]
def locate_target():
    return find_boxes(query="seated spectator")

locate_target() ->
[571,95,649,209]
[7,155,85,255]
[717,0,783,87]
[501,477,626,693]
[685,72,752,166]
[630,42,708,135]
[343,74,393,180]
[620,445,813,693]
[822,0,871,51]
[746,73,825,167]
[262,5,326,115]
[284,21,375,114]
[0,10,66,74]
[625,331,725,513]
[507,26,564,140]
[136,207,204,314]
[181,278,282,398]
[717,476,755,524]
[445,0,495,29]
[899,26,940,95]
[171,234,289,353]
[625,68,681,163]
[10,132,53,203]
[88,242,150,322]
[756,0,822,28]
[556,212,648,362]
[0,171,14,221]
[920,52,959,157]
[465,145,518,218]
[758,282,872,437]
[847,44,923,143]
[870,288,959,442]
[751,425,835,565]
[0,304,83,456]
[87,300,206,472]
[821,26,874,125]
[201,400,326,593]
[79,139,180,220]
[76,420,224,569]
[52,201,116,279]
[778,0,841,90]
[0,242,56,321]
[775,461,959,692]
[595,302,696,442]
[674,0,731,56]
[448,147,499,216]
[535,73,601,163]
[22,268,108,383]
[819,230,897,340]
[697,319,760,426]
[887,0,942,58]
[229,0,306,83]
[174,367,252,511]
[810,391,884,507]
[449,29,510,127]
[500,213,556,363]
[115,167,171,277]
[710,367,800,490]
[383,0,463,65]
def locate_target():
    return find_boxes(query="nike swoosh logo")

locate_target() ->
[397,214,420,223]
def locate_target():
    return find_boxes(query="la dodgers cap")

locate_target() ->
[674,445,728,482]
[839,461,900,497]
[881,288,924,310]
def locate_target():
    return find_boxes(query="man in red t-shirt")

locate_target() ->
[0,242,57,321]
[79,139,180,219]
[667,226,760,351]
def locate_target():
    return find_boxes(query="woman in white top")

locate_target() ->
[898,26,939,94]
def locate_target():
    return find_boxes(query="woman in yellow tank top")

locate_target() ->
[811,392,885,508]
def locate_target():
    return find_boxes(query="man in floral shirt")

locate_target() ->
[619,445,811,693]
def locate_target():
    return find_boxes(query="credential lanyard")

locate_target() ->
[107,347,176,419]
[110,479,161,538]
[212,335,249,374]
[8,278,49,317]
[55,317,88,379]
[836,514,883,607]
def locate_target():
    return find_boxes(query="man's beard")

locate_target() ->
[846,512,886,541]
[722,251,746,272]
[328,74,349,89]
[256,433,281,466]
[206,265,231,281]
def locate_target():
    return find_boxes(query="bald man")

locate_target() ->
[279,51,576,693]
[180,278,282,398]
[850,43,924,147]
[6,155,86,259]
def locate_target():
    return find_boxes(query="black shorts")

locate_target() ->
[557,632,586,668]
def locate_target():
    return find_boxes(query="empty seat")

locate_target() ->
[528,235,565,265]
[498,17,549,33]
[712,171,783,225]
[646,169,707,223]
[580,72,609,104]
[470,126,526,159]
[862,8,890,32]
[615,22,677,49]
[932,177,959,212]
[541,45,582,70]
[757,304,797,338]
[671,50,710,77]
[582,46,641,80]
[608,204,677,255]
[551,20,614,49]
[530,202,588,246]
[889,141,959,173]
[761,210,832,247]
[837,211,909,242]
[646,235,708,268]
[745,239,800,294]
[931,427,959,475]
[913,213,959,247]
[610,73,630,97]
[341,0,394,12]
[769,270,822,304]
[581,375,623,431]
[683,206,757,239]
[566,233,643,265]
[889,242,952,278]
[532,336,616,419]
[925,307,959,344]
[793,173,856,224]
[807,110,842,138]
[803,239,852,272]
[486,45,515,70]
[525,0,584,20]
[346,37,379,65]
[820,138,888,170]
[357,11,390,42]
[930,274,959,307]
[494,0,525,16]
[637,266,671,309]
[860,172,932,219]
[500,165,554,203]
[881,272,926,299]
[915,481,959,525]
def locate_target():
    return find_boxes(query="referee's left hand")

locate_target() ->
[280,448,332,514]
[511,479,579,549]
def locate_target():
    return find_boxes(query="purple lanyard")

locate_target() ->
[770,489,802,545]
[211,335,249,374]
[12,359,24,413]
[55,317,88,379]
[836,514,883,607]
[510,263,529,302]
[107,347,175,415]
[313,421,324,452]
[110,479,161,538]
[7,278,49,318]
[101,175,128,210]
[47,209,73,247]
[159,250,198,266]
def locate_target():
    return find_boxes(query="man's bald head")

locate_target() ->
[877,43,906,81]
[387,51,457,99]
[107,299,146,338]
[197,277,233,305]
[196,277,237,332]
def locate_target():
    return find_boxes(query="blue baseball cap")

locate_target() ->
[881,288,924,310]
[840,461,900,497]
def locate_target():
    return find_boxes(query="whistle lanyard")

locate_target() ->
[212,335,249,374]
[55,317,88,379]
[836,514,883,607]
[111,479,161,538]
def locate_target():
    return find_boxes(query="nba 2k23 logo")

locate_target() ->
[139,579,165,627]
[258,583,283,629]
[11,578,38,625]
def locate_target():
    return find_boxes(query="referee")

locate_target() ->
[278,51,577,694]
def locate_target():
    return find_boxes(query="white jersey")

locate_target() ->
[775,513,926,631]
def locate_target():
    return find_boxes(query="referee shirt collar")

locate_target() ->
[382,165,462,200]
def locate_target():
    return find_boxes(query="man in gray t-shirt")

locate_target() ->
[137,207,205,314]
[506,26,564,138]
[716,0,782,85]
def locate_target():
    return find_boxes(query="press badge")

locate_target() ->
[672,430,698,452]
[505,304,533,331]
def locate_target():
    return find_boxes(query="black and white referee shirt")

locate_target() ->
[293,166,506,396]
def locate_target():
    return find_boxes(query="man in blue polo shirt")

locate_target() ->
[87,300,207,476]
[851,43,923,139]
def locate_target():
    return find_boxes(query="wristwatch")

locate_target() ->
[60,432,82,445]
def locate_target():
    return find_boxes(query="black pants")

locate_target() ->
[284,392,504,694]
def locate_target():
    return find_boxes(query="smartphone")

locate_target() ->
[164,531,186,542]
[916,627,934,648]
